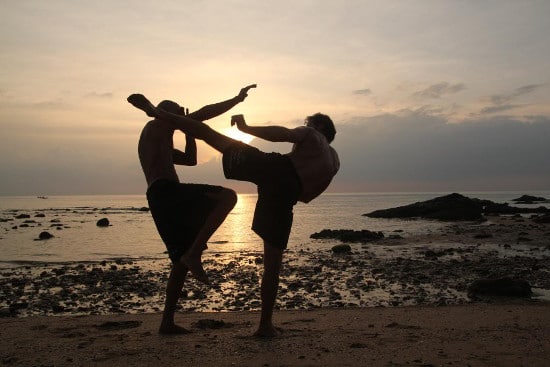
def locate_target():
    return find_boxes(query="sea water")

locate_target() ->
[0,191,548,268]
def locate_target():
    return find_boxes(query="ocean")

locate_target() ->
[1,191,548,268]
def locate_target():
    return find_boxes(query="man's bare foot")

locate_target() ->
[159,323,191,335]
[253,325,283,338]
[180,253,209,285]
[127,94,157,117]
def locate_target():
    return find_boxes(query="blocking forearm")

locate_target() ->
[190,96,241,121]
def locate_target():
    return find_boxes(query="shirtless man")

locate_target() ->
[129,91,340,337]
[138,85,255,334]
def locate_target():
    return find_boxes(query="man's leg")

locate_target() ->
[128,94,236,153]
[159,262,190,334]
[254,242,284,337]
[180,188,238,284]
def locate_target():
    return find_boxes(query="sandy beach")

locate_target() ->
[1,303,549,366]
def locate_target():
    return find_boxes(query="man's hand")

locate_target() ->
[237,84,257,102]
[231,114,248,131]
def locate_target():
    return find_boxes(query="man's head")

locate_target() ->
[305,113,336,143]
[157,100,185,115]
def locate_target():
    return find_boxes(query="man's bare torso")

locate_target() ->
[138,119,179,187]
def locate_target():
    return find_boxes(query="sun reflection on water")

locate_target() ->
[209,194,260,252]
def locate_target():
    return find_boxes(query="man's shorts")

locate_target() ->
[223,142,302,249]
[146,179,223,263]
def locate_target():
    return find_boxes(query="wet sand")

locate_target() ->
[1,303,549,366]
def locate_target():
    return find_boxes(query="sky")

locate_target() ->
[1,0,549,196]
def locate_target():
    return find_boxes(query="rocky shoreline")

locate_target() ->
[2,211,549,317]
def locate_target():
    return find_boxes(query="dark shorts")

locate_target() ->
[146,179,223,263]
[223,142,302,249]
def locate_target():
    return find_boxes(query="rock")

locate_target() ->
[511,195,548,204]
[533,213,550,224]
[15,214,31,219]
[138,207,149,212]
[38,231,54,240]
[364,193,484,221]
[96,218,110,227]
[467,277,532,298]
[310,229,384,242]
[364,193,549,221]
[331,244,352,254]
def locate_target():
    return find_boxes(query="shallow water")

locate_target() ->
[1,191,548,267]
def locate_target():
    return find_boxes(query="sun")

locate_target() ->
[221,127,255,144]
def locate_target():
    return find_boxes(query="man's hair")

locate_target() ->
[157,100,181,114]
[308,113,336,143]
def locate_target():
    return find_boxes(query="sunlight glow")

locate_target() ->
[221,127,255,144]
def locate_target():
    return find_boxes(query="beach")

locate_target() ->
[1,209,550,366]
[1,303,549,366]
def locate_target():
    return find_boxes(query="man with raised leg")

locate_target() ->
[137,85,255,334]
[129,90,339,337]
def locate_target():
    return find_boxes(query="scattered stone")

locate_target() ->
[38,231,54,240]
[96,218,110,227]
[331,244,352,254]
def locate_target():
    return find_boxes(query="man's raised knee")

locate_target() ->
[222,188,238,209]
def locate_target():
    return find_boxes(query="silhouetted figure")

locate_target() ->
[137,85,255,334]
[129,89,339,337]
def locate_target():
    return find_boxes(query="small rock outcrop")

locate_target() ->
[310,229,384,243]
[364,193,483,221]
[467,277,532,298]
[331,244,352,254]
[364,193,549,221]
[511,195,548,204]
[96,218,110,227]
[38,231,54,240]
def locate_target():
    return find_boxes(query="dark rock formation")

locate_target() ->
[365,193,483,221]
[533,213,550,224]
[511,195,548,204]
[310,229,384,243]
[364,193,549,221]
[331,244,352,254]
[38,231,54,240]
[96,218,110,227]
[467,277,532,298]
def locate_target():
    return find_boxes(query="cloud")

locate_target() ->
[352,89,372,96]
[85,92,114,99]
[412,82,466,99]
[479,104,520,114]
[481,84,547,115]
[330,110,550,191]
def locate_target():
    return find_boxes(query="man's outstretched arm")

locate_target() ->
[231,114,309,143]
[188,84,256,121]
